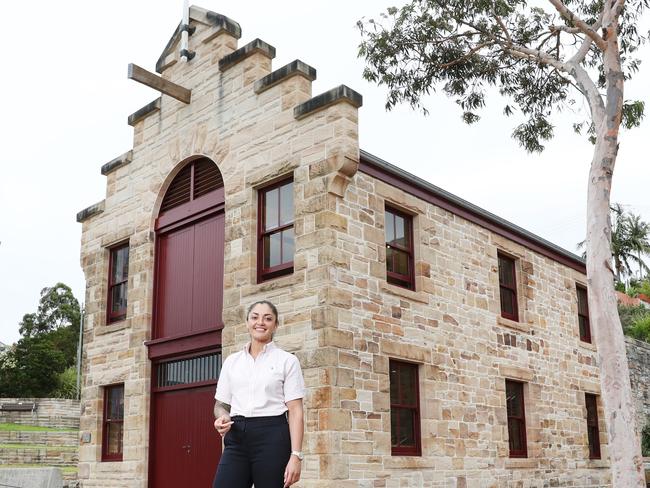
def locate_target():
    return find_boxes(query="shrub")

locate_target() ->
[52,366,79,399]
[618,304,650,330]
[627,315,650,342]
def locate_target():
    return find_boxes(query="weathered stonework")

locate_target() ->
[626,337,650,435]
[77,6,620,488]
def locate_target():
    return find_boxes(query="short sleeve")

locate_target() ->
[215,355,232,404]
[283,354,305,402]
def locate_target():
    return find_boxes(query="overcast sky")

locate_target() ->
[0,1,648,344]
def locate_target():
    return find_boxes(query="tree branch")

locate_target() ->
[433,42,493,69]
[493,13,512,45]
[550,24,581,34]
[505,43,571,73]
[568,61,606,126]
[569,36,594,64]
[547,0,607,50]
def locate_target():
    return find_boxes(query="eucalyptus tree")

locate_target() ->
[358,0,647,485]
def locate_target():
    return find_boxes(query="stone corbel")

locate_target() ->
[326,152,359,197]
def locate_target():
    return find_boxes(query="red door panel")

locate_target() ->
[155,212,225,339]
[155,226,195,338]
[192,215,225,332]
[150,385,220,488]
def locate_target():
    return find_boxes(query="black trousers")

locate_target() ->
[213,414,291,488]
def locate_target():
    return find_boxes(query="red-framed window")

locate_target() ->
[102,384,124,461]
[577,285,592,343]
[385,207,414,290]
[585,393,601,459]
[389,360,421,456]
[107,243,129,323]
[258,178,294,282]
[505,380,527,458]
[498,253,519,321]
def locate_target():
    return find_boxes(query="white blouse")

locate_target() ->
[215,342,305,417]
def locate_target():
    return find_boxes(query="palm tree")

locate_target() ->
[625,213,650,280]
[578,204,650,283]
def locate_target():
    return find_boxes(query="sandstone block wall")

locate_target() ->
[78,7,360,487]
[308,171,611,487]
[78,6,616,488]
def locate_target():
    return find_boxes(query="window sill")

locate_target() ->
[504,458,538,469]
[380,281,429,304]
[97,319,130,335]
[496,315,531,334]
[579,340,597,352]
[243,272,301,297]
[584,458,607,468]
[384,456,432,469]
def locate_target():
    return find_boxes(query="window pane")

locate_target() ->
[264,188,279,230]
[398,408,415,447]
[498,256,515,287]
[390,409,398,447]
[387,248,409,276]
[279,182,294,226]
[500,288,515,316]
[389,364,399,404]
[108,386,124,420]
[282,229,294,263]
[586,395,597,423]
[264,232,282,268]
[111,283,128,315]
[112,246,129,283]
[385,211,395,243]
[106,422,123,455]
[392,215,410,247]
[399,364,417,405]
[577,287,588,315]
[579,316,589,341]
[508,419,524,452]
[506,382,523,418]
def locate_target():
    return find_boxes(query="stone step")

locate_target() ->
[0,430,78,446]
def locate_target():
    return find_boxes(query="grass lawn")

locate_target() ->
[0,464,78,474]
[0,423,78,432]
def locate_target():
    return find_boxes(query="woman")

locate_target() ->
[213,300,305,488]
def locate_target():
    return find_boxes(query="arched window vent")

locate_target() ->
[160,158,223,214]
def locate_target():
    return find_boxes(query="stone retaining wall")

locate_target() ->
[0,398,80,429]
[626,337,650,434]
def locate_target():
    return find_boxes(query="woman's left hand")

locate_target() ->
[283,455,301,487]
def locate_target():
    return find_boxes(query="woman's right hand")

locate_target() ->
[214,415,234,436]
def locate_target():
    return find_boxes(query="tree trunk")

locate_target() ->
[586,22,645,486]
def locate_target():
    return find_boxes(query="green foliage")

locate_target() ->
[618,303,650,330]
[0,283,81,398]
[19,283,80,338]
[642,423,650,457]
[52,366,79,400]
[627,278,650,297]
[0,423,77,432]
[626,315,650,342]
[357,0,647,152]
[577,204,650,281]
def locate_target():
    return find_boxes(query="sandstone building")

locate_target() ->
[77,6,614,487]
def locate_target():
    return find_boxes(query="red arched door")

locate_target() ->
[147,158,225,488]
